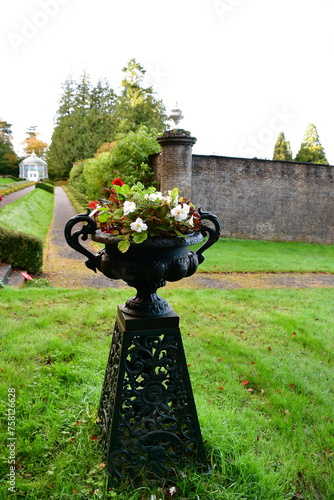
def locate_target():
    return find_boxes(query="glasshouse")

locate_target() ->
[19,152,48,181]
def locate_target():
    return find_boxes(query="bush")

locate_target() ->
[62,184,89,213]
[0,226,43,273]
[35,182,54,193]
[0,181,35,196]
[69,126,161,200]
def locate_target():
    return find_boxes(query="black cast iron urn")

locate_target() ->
[64,208,221,317]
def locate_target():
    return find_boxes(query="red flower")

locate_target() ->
[112,177,124,187]
[89,201,98,209]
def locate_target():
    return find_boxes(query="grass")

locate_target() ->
[0,287,333,499]
[0,178,16,185]
[0,188,54,242]
[191,238,334,273]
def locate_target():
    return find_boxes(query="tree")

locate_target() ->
[273,132,292,161]
[22,126,48,157]
[72,126,161,199]
[0,120,19,176]
[295,124,329,165]
[113,59,167,137]
[47,61,167,179]
[47,74,117,179]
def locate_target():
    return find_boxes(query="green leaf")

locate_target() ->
[132,231,148,244]
[117,238,130,253]
[98,212,111,223]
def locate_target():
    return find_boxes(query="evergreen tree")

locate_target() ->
[113,59,167,137]
[273,132,292,161]
[0,120,19,176]
[47,61,167,179]
[295,124,329,165]
[47,74,116,178]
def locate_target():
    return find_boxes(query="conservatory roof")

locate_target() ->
[19,152,47,166]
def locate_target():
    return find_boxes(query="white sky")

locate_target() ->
[1,0,334,163]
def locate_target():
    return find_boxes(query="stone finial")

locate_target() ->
[169,103,184,129]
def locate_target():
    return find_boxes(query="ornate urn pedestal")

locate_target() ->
[64,210,221,480]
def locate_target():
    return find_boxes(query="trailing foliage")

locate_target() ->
[0,226,43,273]
[35,182,54,194]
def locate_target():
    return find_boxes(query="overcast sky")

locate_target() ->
[1,0,334,163]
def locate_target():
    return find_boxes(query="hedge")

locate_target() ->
[0,226,43,273]
[0,181,35,197]
[35,182,54,194]
[62,184,89,213]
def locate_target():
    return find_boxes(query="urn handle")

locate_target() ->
[196,209,222,264]
[64,210,100,272]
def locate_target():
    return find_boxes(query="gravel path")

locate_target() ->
[0,185,35,208]
[43,187,334,290]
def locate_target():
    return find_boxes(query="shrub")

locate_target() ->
[62,184,89,213]
[35,182,54,193]
[0,226,43,273]
[0,181,35,196]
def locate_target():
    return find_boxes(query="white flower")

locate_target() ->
[171,204,188,221]
[148,191,165,202]
[123,200,136,215]
[130,217,148,232]
[182,203,191,214]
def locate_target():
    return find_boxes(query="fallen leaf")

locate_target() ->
[217,358,222,363]
[241,380,249,386]
[218,386,224,390]
[290,383,295,389]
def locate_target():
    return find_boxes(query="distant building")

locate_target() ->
[19,152,48,181]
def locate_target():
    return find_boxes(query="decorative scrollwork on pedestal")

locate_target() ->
[98,310,206,479]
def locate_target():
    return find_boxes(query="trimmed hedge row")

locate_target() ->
[0,226,43,273]
[0,181,35,197]
[35,182,54,194]
[62,184,89,213]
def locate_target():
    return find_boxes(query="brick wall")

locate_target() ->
[151,152,334,243]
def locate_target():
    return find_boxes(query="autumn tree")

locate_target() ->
[22,126,48,157]
[295,124,329,165]
[273,132,293,161]
[0,120,19,176]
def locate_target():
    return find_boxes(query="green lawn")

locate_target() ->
[0,178,14,185]
[0,188,54,242]
[1,287,333,499]
[192,238,334,273]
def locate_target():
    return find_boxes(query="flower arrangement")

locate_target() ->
[89,178,202,253]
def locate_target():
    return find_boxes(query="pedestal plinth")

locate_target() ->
[97,307,206,479]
